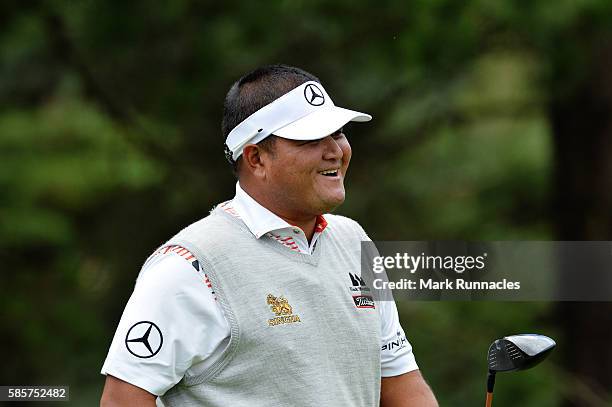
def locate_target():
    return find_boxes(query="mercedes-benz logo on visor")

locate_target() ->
[304,84,325,106]
[125,321,163,358]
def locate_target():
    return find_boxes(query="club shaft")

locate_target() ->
[487,371,496,393]
[485,371,496,407]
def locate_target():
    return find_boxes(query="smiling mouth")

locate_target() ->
[319,169,339,177]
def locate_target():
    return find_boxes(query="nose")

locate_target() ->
[321,136,343,161]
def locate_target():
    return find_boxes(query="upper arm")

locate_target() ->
[100,375,157,407]
[380,370,438,407]
[379,299,418,376]
[100,250,229,397]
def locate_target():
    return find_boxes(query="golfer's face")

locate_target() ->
[267,129,351,216]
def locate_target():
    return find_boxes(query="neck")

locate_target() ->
[241,182,318,242]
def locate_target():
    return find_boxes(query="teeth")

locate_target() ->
[320,169,339,175]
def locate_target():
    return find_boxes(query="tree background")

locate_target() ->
[1,1,611,405]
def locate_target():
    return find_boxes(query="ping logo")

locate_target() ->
[381,330,408,352]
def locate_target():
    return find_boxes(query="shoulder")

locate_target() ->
[165,204,251,253]
[137,247,206,295]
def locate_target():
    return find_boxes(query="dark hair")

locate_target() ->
[222,64,320,176]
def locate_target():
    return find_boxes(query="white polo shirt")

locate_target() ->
[101,183,418,396]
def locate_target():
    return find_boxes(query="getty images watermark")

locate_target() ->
[360,241,612,301]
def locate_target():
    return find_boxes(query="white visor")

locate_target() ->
[225,81,371,161]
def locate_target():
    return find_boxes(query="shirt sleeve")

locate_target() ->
[101,251,229,396]
[379,299,419,377]
[346,217,420,376]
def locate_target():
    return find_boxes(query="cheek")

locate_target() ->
[272,158,308,185]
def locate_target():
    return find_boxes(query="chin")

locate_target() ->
[319,195,345,213]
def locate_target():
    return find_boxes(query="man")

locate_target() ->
[100,64,438,406]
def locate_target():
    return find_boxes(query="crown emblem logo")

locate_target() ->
[266,294,301,326]
[267,294,293,315]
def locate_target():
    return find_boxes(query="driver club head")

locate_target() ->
[487,334,556,373]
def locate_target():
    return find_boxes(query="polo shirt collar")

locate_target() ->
[232,182,327,239]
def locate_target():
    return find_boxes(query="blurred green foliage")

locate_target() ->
[1,0,611,405]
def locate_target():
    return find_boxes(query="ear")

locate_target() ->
[241,144,269,178]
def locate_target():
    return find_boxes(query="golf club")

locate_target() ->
[485,334,556,407]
